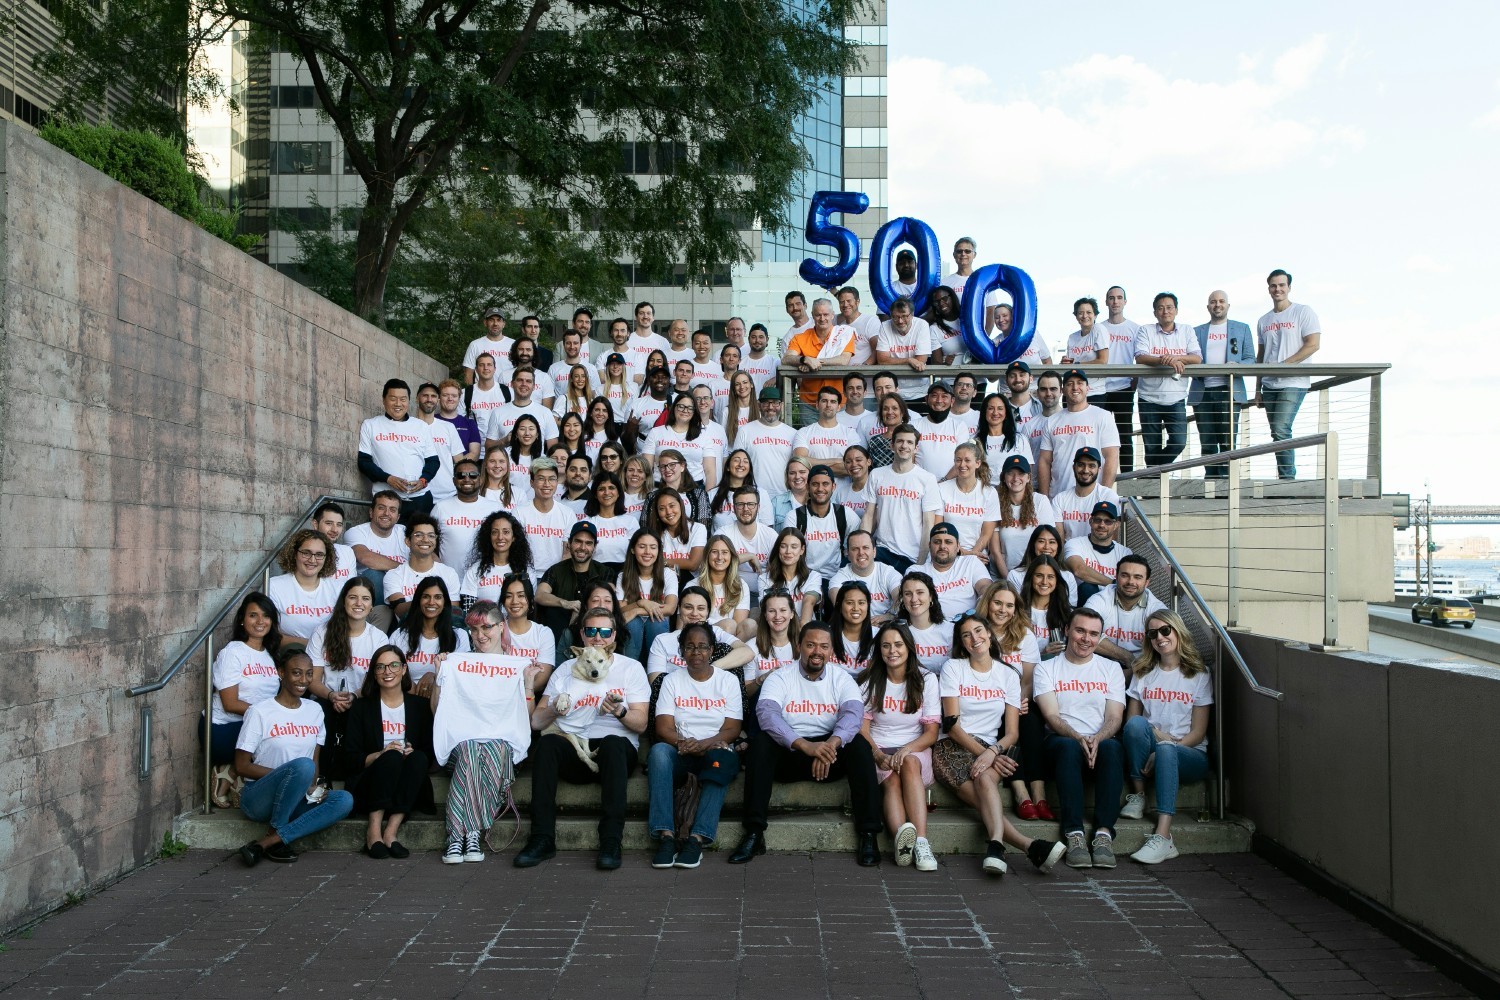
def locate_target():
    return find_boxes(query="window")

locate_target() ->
[270,86,321,110]
[269,207,332,231]
[843,76,887,97]
[616,140,691,175]
[846,179,887,208]
[843,127,887,148]
[271,141,332,174]
[843,25,888,45]
[13,93,49,129]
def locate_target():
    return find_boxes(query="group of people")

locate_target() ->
[207,259,1316,872]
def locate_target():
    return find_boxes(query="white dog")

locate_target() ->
[541,644,614,772]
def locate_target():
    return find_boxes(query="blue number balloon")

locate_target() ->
[960,263,1038,365]
[868,216,942,315]
[798,190,869,290]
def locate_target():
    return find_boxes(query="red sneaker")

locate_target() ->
[1016,799,1039,820]
[1034,799,1056,821]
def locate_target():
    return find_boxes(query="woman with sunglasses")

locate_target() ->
[1120,609,1213,865]
[859,621,939,870]
[340,645,435,859]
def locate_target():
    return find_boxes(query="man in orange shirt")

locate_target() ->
[783,297,855,413]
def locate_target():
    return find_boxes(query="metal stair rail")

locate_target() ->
[126,494,374,811]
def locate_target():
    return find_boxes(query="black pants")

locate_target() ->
[352,749,432,816]
[741,731,881,835]
[528,733,635,843]
[1100,387,1136,474]
[399,493,435,520]
[1015,708,1048,786]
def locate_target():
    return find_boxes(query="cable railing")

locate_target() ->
[126,494,373,812]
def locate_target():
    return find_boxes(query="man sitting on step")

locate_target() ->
[729,622,882,866]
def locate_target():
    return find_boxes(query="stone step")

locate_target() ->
[176,808,1253,859]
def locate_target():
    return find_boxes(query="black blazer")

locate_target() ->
[340,692,436,810]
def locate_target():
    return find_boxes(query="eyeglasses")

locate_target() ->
[583,625,615,639]
[1149,625,1174,639]
[296,549,327,559]
[454,472,481,480]
[374,660,405,673]
[954,249,975,255]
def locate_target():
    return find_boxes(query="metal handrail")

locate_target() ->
[773,361,1389,378]
[1116,433,1328,480]
[1120,494,1284,702]
[126,493,372,698]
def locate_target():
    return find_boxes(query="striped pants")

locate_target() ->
[446,739,516,839]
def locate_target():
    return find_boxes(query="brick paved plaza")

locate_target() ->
[0,849,1474,999]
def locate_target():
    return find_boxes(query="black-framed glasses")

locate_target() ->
[296,549,327,559]
[374,660,405,673]
[583,626,615,639]
[1149,625,1174,639]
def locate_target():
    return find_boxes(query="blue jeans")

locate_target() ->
[358,566,387,607]
[1137,399,1187,469]
[1044,733,1123,837]
[239,757,353,846]
[199,716,241,766]
[1122,715,1209,817]
[1194,385,1234,478]
[875,545,914,575]
[623,615,670,662]
[647,742,741,844]
[1262,387,1307,479]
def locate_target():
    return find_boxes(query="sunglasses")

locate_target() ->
[454,471,481,480]
[583,625,615,639]
[1149,625,1174,639]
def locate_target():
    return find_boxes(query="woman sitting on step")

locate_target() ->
[208,593,283,808]
[339,645,435,859]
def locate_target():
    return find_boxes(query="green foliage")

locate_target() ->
[38,120,256,252]
[158,830,190,859]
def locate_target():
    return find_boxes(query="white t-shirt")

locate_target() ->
[432,652,532,766]
[1133,324,1197,404]
[760,665,860,739]
[1033,653,1126,736]
[711,486,774,534]
[544,654,651,746]
[466,381,511,431]
[389,627,471,683]
[1062,537,1129,583]
[432,496,503,573]
[330,543,358,585]
[793,421,861,469]
[615,568,680,604]
[756,568,823,609]
[548,357,602,403]
[940,658,1020,743]
[792,506,848,580]
[236,697,324,770]
[590,513,640,565]
[463,335,515,373]
[502,619,555,670]
[418,417,463,501]
[647,624,740,677]
[211,641,279,724]
[1011,331,1053,369]
[1065,328,1111,398]
[828,562,904,618]
[1041,406,1120,496]
[937,480,1001,551]
[869,465,943,561]
[981,436,1032,487]
[912,414,967,479]
[306,622,390,694]
[834,478,879,524]
[698,420,729,464]
[661,523,709,572]
[626,393,671,438]
[514,500,574,575]
[459,562,514,604]
[729,523,780,595]
[1085,587,1168,656]
[1201,323,1229,389]
[658,668,744,740]
[487,401,559,446]
[379,700,408,745]
[874,317,935,400]
[1052,484,1120,540]
[359,415,438,499]
[998,632,1042,676]
[741,422,797,496]
[645,424,710,485]
[905,622,952,677]
[997,493,1057,571]
[383,561,463,608]
[265,574,340,641]
[752,641,796,680]
[1258,302,1321,390]
[865,677,940,749]
[1098,319,1142,393]
[741,352,779,395]
[1127,667,1214,750]
[343,523,408,567]
[913,554,988,618]
[625,331,671,382]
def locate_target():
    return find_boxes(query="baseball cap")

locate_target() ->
[1074,446,1103,465]
[1001,455,1031,476]
[1091,501,1120,520]
[1006,361,1031,375]
[482,307,505,320]
[570,520,598,540]
[929,522,959,541]
[605,352,626,365]
[808,464,836,481]
[759,386,782,402]
[927,379,954,396]
[1062,367,1089,383]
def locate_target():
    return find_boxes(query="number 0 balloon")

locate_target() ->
[960,263,1037,365]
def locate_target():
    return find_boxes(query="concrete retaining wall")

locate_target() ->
[1225,632,1500,972]
[1367,614,1497,661]
[0,123,446,930]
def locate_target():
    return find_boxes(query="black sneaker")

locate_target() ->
[674,838,703,869]
[264,842,298,863]
[513,834,556,868]
[237,841,263,868]
[981,839,1008,876]
[597,839,623,871]
[1027,838,1066,873]
[652,837,679,869]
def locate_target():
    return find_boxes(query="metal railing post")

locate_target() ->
[1213,643,1225,820]
[1324,431,1340,647]
[1315,389,1329,479]
[1366,373,1382,490]
[1158,471,1170,539]
[1227,455,1241,626]
[203,634,215,814]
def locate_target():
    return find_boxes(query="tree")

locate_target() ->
[36,1,864,324]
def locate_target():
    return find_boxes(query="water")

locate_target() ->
[1394,559,1500,598]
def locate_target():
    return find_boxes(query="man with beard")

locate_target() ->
[1051,447,1121,540]
[1085,555,1165,668]
[1062,502,1131,605]
[741,323,779,395]
[793,386,861,479]
[742,387,798,496]
[549,328,602,404]
[431,458,501,574]
[1037,370,1120,498]
[949,373,981,439]
[730,623,882,866]
[462,307,512,386]
[912,380,965,480]
[890,248,919,301]
[558,455,594,513]
[913,522,988,617]
[792,466,850,582]
[413,382,465,503]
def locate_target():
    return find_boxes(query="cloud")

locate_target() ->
[1475,105,1500,130]
[890,36,1363,200]
[1404,254,1450,274]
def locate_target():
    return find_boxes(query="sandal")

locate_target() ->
[211,765,235,809]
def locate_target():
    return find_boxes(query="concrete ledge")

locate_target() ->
[1367,614,1496,662]
[175,809,1254,858]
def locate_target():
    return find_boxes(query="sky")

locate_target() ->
[886,0,1500,505]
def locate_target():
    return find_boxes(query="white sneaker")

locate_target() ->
[894,822,917,867]
[913,838,938,872]
[443,838,465,865]
[464,832,485,862]
[1119,793,1146,820]
[1131,834,1178,865]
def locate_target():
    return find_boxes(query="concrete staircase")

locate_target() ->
[177,768,1252,860]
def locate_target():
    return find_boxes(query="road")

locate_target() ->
[1367,605,1500,669]
[1370,604,1500,642]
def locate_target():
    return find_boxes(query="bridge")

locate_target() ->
[1430,505,1500,525]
